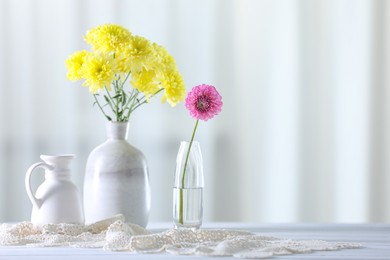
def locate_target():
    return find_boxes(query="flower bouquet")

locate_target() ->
[66,24,186,121]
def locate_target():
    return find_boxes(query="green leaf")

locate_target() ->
[104,95,111,104]
[106,116,112,121]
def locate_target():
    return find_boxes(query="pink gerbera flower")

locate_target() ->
[185,84,223,121]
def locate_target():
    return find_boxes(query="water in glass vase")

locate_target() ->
[173,187,203,229]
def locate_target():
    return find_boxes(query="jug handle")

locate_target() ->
[25,162,53,209]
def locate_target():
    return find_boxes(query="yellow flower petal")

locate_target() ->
[159,69,186,106]
[153,43,176,70]
[65,50,88,81]
[131,68,160,99]
[84,24,132,53]
[82,53,117,93]
[128,35,154,72]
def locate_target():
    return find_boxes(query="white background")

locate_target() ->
[0,0,389,223]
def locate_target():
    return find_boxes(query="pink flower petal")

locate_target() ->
[185,84,223,121]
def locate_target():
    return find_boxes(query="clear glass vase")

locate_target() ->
[173,141,204,229]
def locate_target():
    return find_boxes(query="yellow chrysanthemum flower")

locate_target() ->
[131,69,161,99]
[159,69,186,106]
[116,50,132,73]
[65,50,88,81]
[84,24,132,53]
[82,53,117,94]
[115,36,155,74]
[152,43,176,70]
[128,35,154,72]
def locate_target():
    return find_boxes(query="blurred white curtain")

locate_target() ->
[0,0,389,223]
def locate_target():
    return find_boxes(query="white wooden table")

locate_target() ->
[0,223,389,259]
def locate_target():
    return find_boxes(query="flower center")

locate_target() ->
[196,95,211,112]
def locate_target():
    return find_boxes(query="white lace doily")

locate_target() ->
[0,215,361,259]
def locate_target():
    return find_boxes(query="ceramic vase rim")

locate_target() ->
[107,121,129,125]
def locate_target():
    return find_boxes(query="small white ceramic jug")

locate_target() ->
[25,154,84,225]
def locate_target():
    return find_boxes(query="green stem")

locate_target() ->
[125,88,164,120]
[124,89,136,110]
[104,86,115,109]
[114,81,120,120]
[131,88,164,112]
[121,72,131,89]
[179,119,199,225]
[126,90,140,119]
[93,94,111,121]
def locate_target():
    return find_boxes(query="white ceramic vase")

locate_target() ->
[83,121,151,227]
[25,154,84,226]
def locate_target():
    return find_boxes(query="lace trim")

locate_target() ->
[0,215,361,259]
